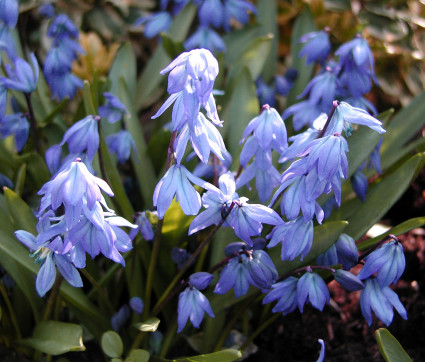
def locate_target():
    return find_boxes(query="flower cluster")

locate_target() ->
[44,14,84,100]
[15,158,136,296]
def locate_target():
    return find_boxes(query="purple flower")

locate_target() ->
[0,54,39,93]
[262,277,298,315]
[171,247,191,269]
[60,115,99,161]
[360,278,407,326]
[46,72,83,100]
[39,4,55,18]
[241,105,288,154]
[326,102,385,136]
[297,271,330,312]
[275,68,298,96]
[129,297,144,314]
[336,35,375,73]
[184,26,226,53]
[214,254,252,297]
[38,159,114,224]
[333,269,364,291]
[196,0,223,28]
[177,287,214,332]
[351,170,368,201]
[298,30,331,65]
[282,100,322,131]
[267,217,314,261]
[136,11,172,39]
[45,144,62,176]
[0,113,30,151]
[0,23,17,60]
[0,0,19,28]
[160,48,219,104]
[111,305,130,331]
[153,164,214,219]
[357,239,405,287]
[222,0,256,32]
[256,78,276,107]
[317,233,358,270]
[48,14,79,39]
[189,272,214,290]
[15,229,83,297]
[106,130,136,164]
[129,211,155,241]
[246,250,277,290]
[99,92,128,124]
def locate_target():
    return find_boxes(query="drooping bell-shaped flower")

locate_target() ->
[262,277,299,315]
[296,270,330,312]
[333,269,364,291]
[1,54,39,93]
[298,30,331,65]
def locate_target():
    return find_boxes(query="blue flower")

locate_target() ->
[15,229,83,297]
[177,287,214,332]
[39,4,55,18]
[189,272,214,290]
[38,158,114,225]
[0,172,13,189]
[160,48,219,103]
[106,130,136,164]
[0,113,30,151]
[129,297,144,314]
[351,169,368,201]
[326,102,386,136]
[333,269,364,291]
[47,14,79,39]
[0,23,17,60]
[296,271,330,312]
[196,0,223,28]
[45,144,62,176]
[262,277,298,315]
[99,92,128,124]
[256,77,276,107]
[241,104,288,154]
[111,305,130,331]
[61,115,99,161]
[129,211,155,241]
[317,233,358,270]
[171,247,192,269]
[0,0,19,28]
[0,54,39,93]
[135,11,172,39]
[317,339,326,362]
[222,0,256,32]
[267,217,314,261]
[214,254,252,297]
[298,30,331,65]
[246,250,278,290]
[153,164,214,219]
[360,278,407,326]
[336,35,375,73]
[275,68,298,96]
[357,239,405,287]
[184,26,226,53]
[282,99,322,131]
[46,72,83,100]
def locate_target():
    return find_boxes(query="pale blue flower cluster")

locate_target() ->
[44,14,84,100]
[15,158,136,297]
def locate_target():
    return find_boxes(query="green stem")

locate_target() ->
[151,202,235,317]
[159,318,178,358]
[143,218,164,320]
[81,269,115,315]
[0,281,21,339]
[42,275,63,322]
[24,92,40,154]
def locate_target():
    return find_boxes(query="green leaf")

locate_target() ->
[4,187,37,234]
[18,321,85,355]
[342,153,425,240]
[221,67,259,156]
[83,81,97,115]
[381,90,425,169]
[223,25,261,65]
[257,0,278,81]
[135,4,197,111]
[126,349,150,362]
[134,317,160,332]
[358,216,425,251]
[231,34,273,82]
[161,33,185,60]
[175,349,242,362]
[14,163,26,197]
[119,79,156,206]
[286,6,316,106]
[109,43,137,101]
[101,331,124,358]
[376,328,412,362]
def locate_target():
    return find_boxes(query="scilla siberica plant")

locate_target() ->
[0,1,420,360]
